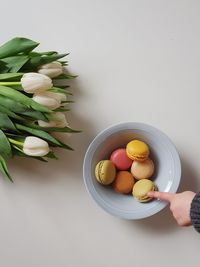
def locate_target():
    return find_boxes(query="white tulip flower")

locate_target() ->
[38,112,68,128]
[49,92,67,102]
[33,92,61,110]
[23,136,50,157]
[38,61,63,78]
[43,91,67,102]
[21,72,53,94]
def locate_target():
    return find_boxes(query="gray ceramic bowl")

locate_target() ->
[83,122,181,219]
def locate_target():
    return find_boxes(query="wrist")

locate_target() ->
[190,192,200,233]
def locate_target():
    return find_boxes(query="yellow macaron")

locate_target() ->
[95,160,116,185]
[126,140,149,161]
[132,179,157,202]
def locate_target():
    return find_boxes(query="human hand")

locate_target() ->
[147,191,196,226]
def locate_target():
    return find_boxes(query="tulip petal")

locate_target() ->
[23,136,49,157]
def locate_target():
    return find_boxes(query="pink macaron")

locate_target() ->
[110,148,133,170]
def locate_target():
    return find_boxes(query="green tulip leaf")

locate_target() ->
[5,133,26,142]
[52,85,70,89]
[20,110,49,122]
[1,55,29,72]
[50,140,73,151]
[15,123,75,150]
[58,60,68,65]
[0,73,23,81]
[23,53,68,71]
[0,37,39,59]
[29,51,58,56]
[0,94,30,113]
[15,123,62,146]
[0,60,9,73]
[23,122,81,133]
[45,151,58,160]
[54,108,70,112]
[0,129,12,158]
[0,86,51,113]
[12,148,48,162]
[49,87,73,95]
[54,73,77,79]
[0,155,13,182]
[0,95,48,121]
[0,105,24,121]
[0,113,17,131]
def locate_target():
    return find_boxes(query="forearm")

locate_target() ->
[190,192,200,233]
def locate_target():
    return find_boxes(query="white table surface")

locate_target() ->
[0,0,200,266]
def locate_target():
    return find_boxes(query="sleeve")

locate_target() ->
[190,192,200,233]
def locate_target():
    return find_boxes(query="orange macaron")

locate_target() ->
[113,171,135,194]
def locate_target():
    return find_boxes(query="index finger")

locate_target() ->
[147,191,174,202]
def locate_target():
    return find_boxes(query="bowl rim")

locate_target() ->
[83,122,181,220]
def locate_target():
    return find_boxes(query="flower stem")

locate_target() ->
[12,144,23,152]
[0,82,21,86]
[8,138,23,147]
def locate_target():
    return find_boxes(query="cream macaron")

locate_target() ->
[131,158,154,180]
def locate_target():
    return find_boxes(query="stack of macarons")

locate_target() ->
[95,139,158,202]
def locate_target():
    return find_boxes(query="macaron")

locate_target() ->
[132,179,157,202]
[126,140,149,161]
[113,171,135,194]
[95,160,116,185]
[110,148,132,170]
[131,158,154,180]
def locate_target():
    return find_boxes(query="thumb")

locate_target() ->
[147,191,175,202]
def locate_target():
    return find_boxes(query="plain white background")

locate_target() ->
[0,0,200,266]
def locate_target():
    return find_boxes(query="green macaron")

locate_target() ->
[132,179,157,202]
[95,160,116,185]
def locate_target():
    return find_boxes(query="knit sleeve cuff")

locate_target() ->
[190,192,200,233]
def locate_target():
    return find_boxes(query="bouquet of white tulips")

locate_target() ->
[0,37,80,181]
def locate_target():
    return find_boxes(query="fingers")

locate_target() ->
[147,191,174,202]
